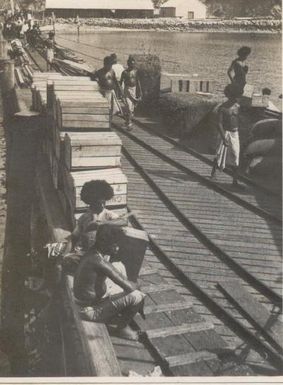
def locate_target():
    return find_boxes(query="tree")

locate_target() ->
[152,0,168,9]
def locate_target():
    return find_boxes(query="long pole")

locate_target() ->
[10,0,14,15]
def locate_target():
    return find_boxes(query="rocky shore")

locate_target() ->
[49,17,282,33]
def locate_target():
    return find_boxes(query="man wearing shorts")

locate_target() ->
[73,224,145,340]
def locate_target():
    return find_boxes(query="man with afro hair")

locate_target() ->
[72,180,127,252]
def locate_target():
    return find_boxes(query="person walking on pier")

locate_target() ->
[227,46,251,94]
[211,83,242,188]
[45,31,55,72]
[120,56,142,131]
[92,56,122,116]
[73,224,145,341]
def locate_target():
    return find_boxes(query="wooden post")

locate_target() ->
[0,60,15,94]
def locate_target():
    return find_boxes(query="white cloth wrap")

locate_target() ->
[216,131,240,170]
[46,48,54,63]
[125,86,137,113]
[104,89,122,115]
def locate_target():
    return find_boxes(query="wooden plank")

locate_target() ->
[62,114,109,122]
[71,146,121,157]
[139,267,158,276]
[62,107,109,114]
[218,280,283,352]
[140,283,175,294]
[62,121,110,129]
[144,300,193,315]
[54,85,99,91]
[146,322,214,339]
[169,361,213,376]
[72,157,121,169]
[166,351,218,367]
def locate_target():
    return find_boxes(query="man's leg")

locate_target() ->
[211,158,218,179]
[80,290,145,340]
[230,132,240,186]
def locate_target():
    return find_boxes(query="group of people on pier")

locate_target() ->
[1,10,40,43]
[40,45,255,340]
[91,53,142,130]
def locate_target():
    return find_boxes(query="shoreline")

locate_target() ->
[41,19,282,34]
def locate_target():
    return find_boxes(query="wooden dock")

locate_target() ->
[0,41,281,377]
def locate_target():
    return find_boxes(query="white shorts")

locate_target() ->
[46,49,54,63]
[216,131,240,170]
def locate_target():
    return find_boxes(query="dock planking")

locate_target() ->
[218,280,283,353]
[133,271,234,375]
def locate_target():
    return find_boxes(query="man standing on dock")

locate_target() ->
[120,56,142,131]
[211,83,243,188]
[45,31,55,72]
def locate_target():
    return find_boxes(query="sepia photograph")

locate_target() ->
[0,0,282,382]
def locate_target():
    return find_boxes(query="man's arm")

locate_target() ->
[136,72,143,100]
[217,109,228,145]
[227,61,234,83]
[94,256,137,293]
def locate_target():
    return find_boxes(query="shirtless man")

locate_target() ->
[73,224,145,340]
[92,56,121,115]
[211,83,243,188]
[120,56,142,131]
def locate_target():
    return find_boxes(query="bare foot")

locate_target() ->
[109,325,139,341]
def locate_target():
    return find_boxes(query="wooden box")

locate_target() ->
[118,227,149,282]
[55,95,110,131]
[61,132,122,170]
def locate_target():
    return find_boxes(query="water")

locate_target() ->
[56,31,282,106]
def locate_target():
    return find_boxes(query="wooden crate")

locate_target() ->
[58,100,109,115]
[62,168,128,213]
[118,227,148,282]
[61,132,122,170]
[55,96,110,131]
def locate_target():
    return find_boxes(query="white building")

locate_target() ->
[160,0,207,19]
[45,0,154,18]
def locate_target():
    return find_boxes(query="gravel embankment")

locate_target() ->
[44,17,282,33]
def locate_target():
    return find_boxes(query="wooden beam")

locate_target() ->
[218,280,283,353]
[144,300,193,315]
[166,351,218,368]
[146,321,214,339]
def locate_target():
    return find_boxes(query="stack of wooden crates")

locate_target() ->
[32,72,128,226]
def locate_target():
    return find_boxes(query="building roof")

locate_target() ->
[161,0,206,8]
[45,0,154,10]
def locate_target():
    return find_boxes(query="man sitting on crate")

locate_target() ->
[36,180,127,294]
[73,223,146,341]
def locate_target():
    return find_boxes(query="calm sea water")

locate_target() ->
[56,31,282,105]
